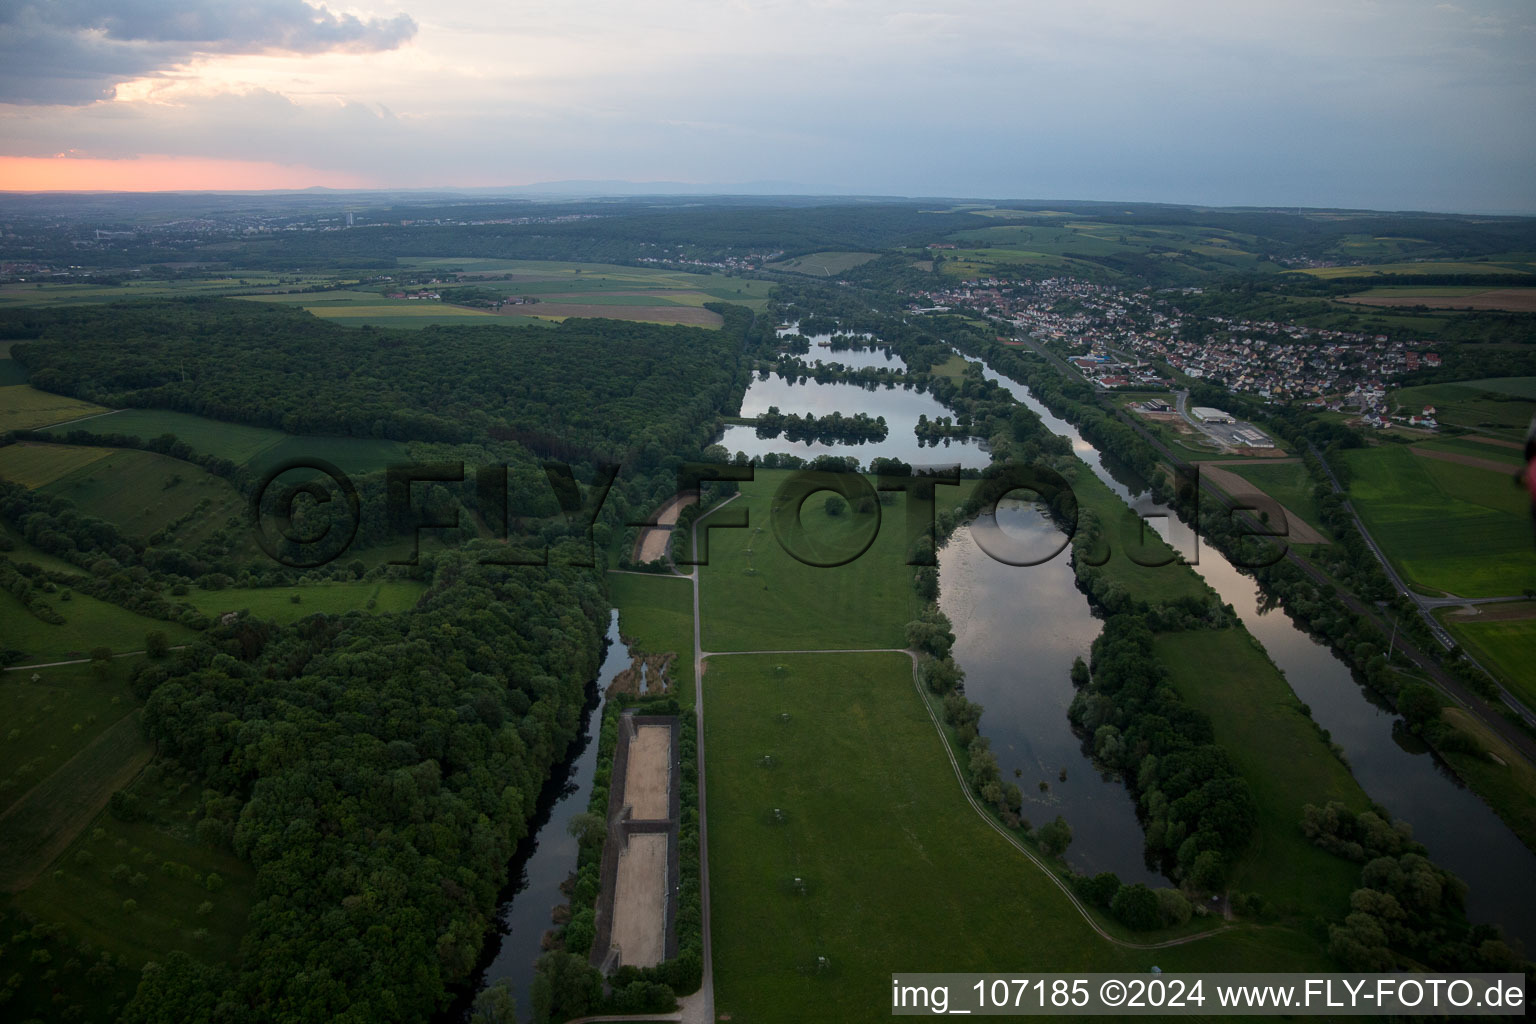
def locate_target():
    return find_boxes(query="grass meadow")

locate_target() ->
[1392,379,1536,440]
[1151,630,1366,922]
[1442,612,1536,710]
[697,470,973,652]
[42,408,410,473]
[2,588,197,662]
[0,441,114,487]
[1342,444,1535,596]
[704,651,1328,1023]
[181,579,427,625]
[1221,460,1333,540]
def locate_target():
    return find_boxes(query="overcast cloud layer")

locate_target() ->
[0,0,1532,210]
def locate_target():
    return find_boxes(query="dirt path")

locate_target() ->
[611,833,669,968]
[634,492,698,564]
[1410,445,1521,475]
[624,725,672,820]
[1197,463,1327,545]
[1461,435,1523,451]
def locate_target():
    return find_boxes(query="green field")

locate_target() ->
[1,587,197,662]
[0,441,114,487]
[182,580,427,624]
[1295,260,1536,279]
[394,257,774,311]
[0,711,151,892]
[0,383,109,431]
[935,221,1272,281]
[42,407,410,473]
[0,356,28,385]
[1392,380,1536,440]
[766,251,880,277]
[705,652,1326,1023]
[698,472,970,652]
[1413,435,1523,467]
[0,660,138,816]
[39,447,256,553]
[1438,707,1536,854]
[1342,445,1536,596]
[1441,613,1536,710]
[1221,460,1333,540]
[1066,463,1215,606]
[1152,630,1365,920]
[610,572,696,702]
[7,758,254,1011]
[0,273,346,308]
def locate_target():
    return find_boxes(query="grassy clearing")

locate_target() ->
[1392,380,1536,440]
[181,580,427,625]
[1,519,86,575]
[766,251,880,276]
[16,757,254,965]
[0,356,28,385]
[699,471,971,652]
[306,303,497,321]
[0,710,151,892]
[1442,614,1536,710]
[0,660,137,815]
[1,587,196,662]
[1151,629,1365,920]
[1066,463,1214,606]
[1438,708,1536,854]
[705,652,1327,1023]
[0,441,113,487]
[40,447,255,552]
[41,408,409,473]
[395,257,774,311]
[1295,260,1536,279]
[0,273,343,308]
[609,572,695,705]
[1221,460,1333,541]
[0,384,109,431]
[1342,444,1536,596]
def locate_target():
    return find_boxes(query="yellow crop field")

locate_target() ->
[0,385,109,431]
[0,443,114,488]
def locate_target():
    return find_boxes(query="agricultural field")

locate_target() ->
[1440,611,1536,711]
[39,447,256,554]
[3,757,255,1020]
[1339,285,1536,312]
[1219,460,1333,542]
[934,221,1272,280]
[1,587,196,662]
[41,408,410,474]
[396,257,774,311]
[0,272,345,308]
[0,383,109,431]
[765,251,880,276]
[1390,379,1535,441]
[1342,444,1536,597]
[1412,435,1524,469]
[181,579,428,625]
[0,660,138,817]
[1294,259,1536,279]
[1152,630,1366,921]
[704,652,1327,1023]
[0,441,113,487]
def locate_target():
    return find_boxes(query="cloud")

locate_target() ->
[0,0,416,105]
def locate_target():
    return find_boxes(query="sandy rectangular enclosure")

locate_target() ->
[624,724,672,820]
[610,833,668,968]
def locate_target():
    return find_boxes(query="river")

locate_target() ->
[447,610,627,1022]
[467,347,1534,1014]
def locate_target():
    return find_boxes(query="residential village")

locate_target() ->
[906,275,1440,430]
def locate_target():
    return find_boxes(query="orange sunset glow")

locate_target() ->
[0,156,374,192]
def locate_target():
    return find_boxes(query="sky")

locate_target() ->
[0,0,1533,211]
